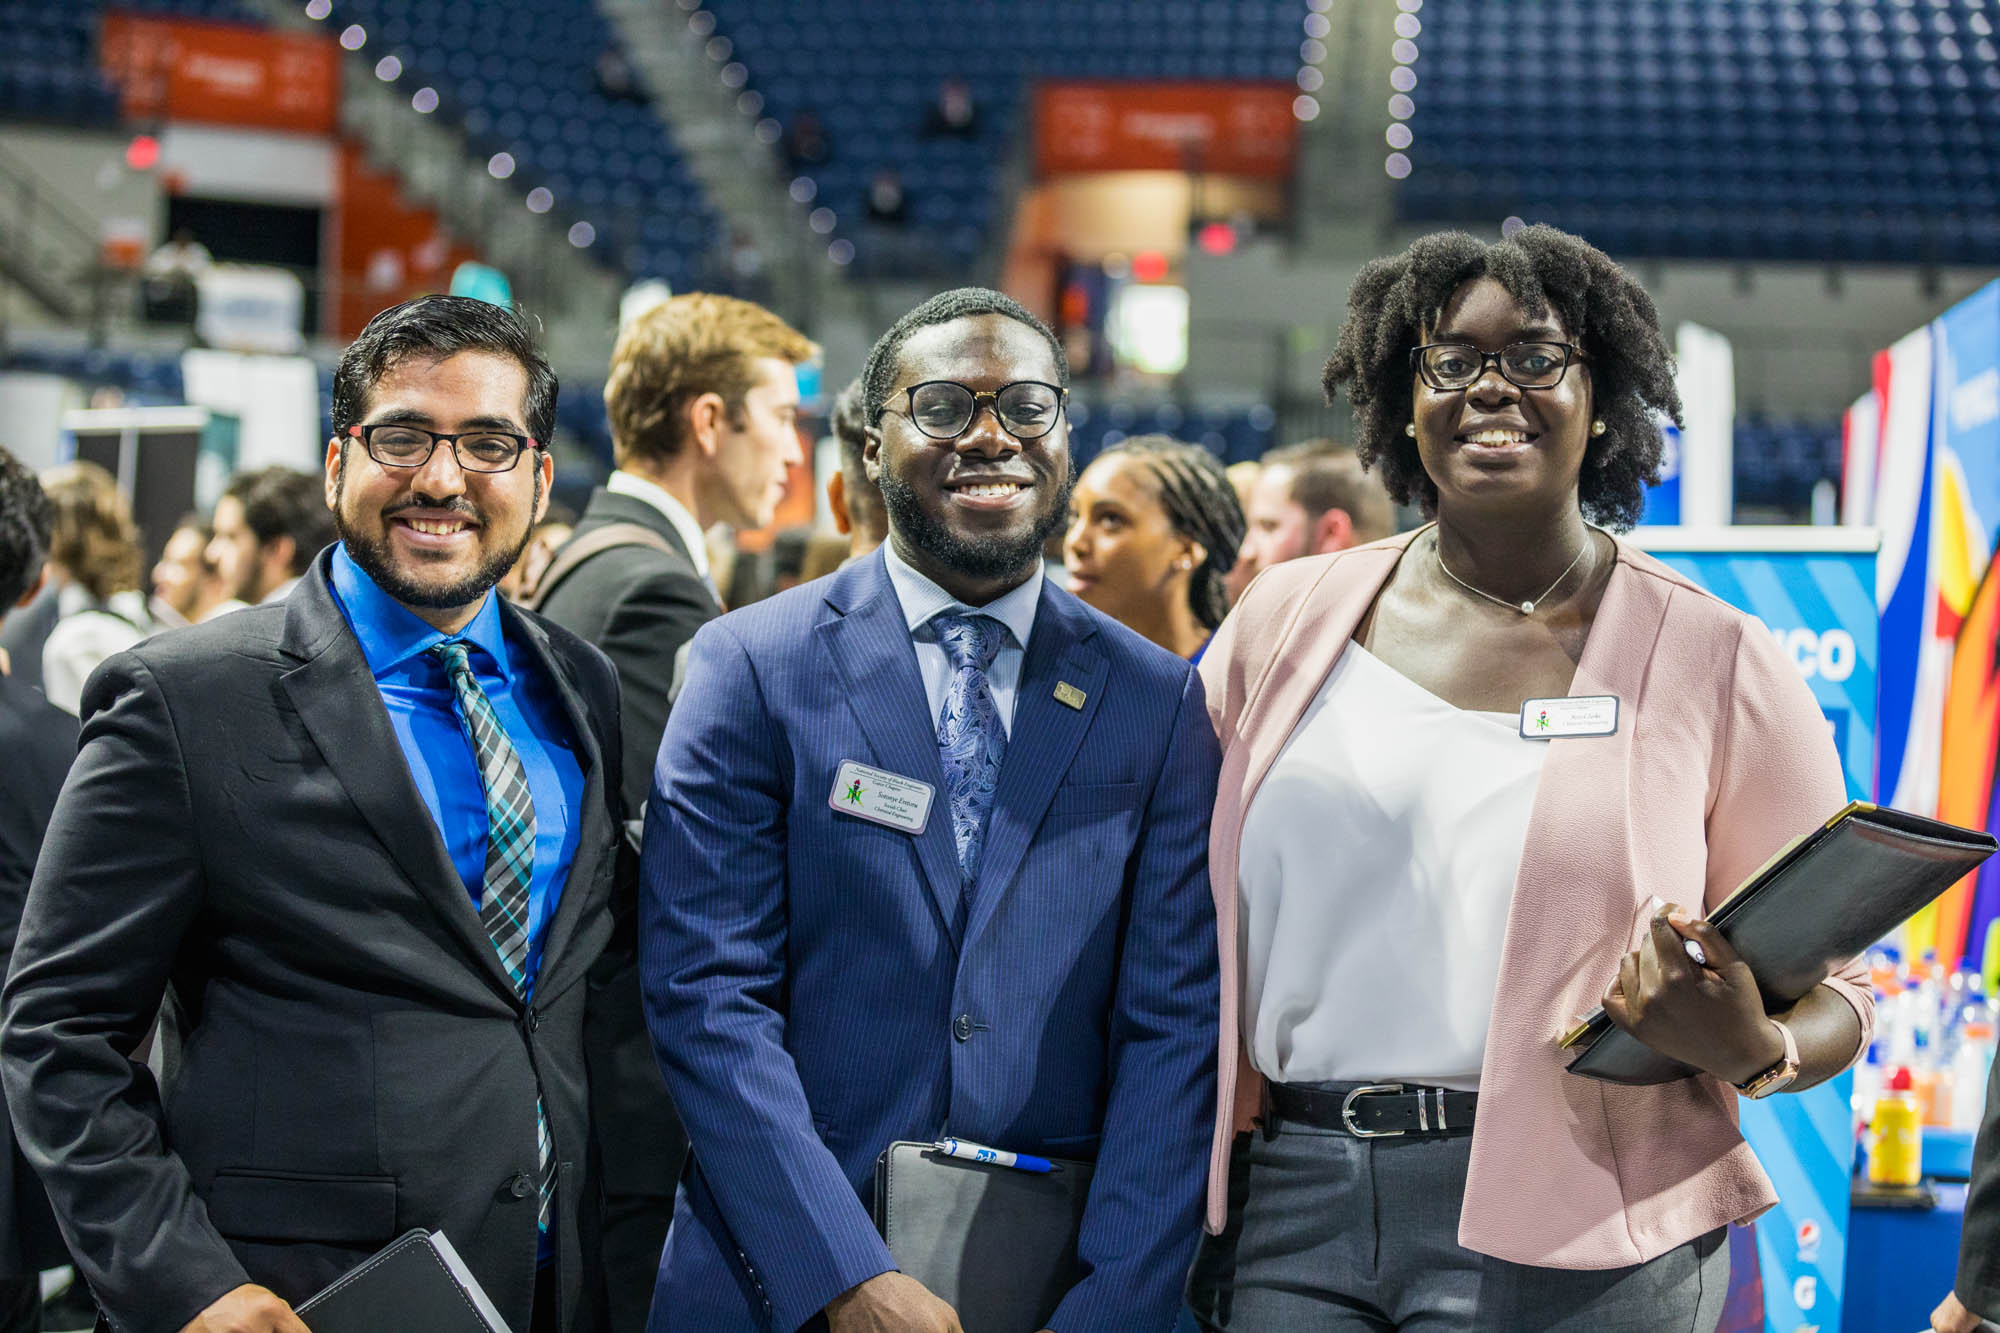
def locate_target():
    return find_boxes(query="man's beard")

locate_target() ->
[877,464,1072,585]
[335,463,539,610]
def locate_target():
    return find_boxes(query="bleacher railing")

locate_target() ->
[0,140,123,337]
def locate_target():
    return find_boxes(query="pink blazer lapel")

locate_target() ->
[1460,549,1683,1261]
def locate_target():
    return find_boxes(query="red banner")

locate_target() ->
[101,14,340,134]
[1035,82,1299,178]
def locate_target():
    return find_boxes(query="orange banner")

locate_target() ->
[1035,82,1299,179]
[101,14,340,134]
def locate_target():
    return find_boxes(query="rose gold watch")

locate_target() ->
[1735,1019,1800,1099]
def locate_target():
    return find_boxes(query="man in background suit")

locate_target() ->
[1231,438,1395,594]
[0,297,625,1333]
[0,448,72,1333]
[641,288,1220,1331]
[1933,1044,2000,1331]
[530,292,815,1331]
[206,466,338,611]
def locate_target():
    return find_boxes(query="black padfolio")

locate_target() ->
[874,1141,1094,1333]
[296,1228,512,1333]
[1564,801,1996,1084]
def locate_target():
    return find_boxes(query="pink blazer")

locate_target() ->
[1196,528,1875,1269]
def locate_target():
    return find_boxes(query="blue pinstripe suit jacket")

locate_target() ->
[638,549,1220,1332]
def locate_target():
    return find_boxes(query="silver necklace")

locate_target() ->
[1434,527,1593,616]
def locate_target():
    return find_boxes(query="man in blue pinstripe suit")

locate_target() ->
[639,288,1221,1333]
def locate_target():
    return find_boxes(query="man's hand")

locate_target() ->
[177,1285,311,1333]
[1933,1290,1996,1333]
[825,1272,962,1332]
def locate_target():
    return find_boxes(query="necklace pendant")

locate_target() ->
[1519,600,1535,615]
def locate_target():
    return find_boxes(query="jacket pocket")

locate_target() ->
[207,1168,398,1246]
[1049,781,1142,816]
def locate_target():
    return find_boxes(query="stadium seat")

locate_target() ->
[1401,0,2000,265]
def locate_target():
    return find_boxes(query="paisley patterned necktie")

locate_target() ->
[932,612,1007,902]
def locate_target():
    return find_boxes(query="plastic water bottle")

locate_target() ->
[1950,1013,1996,1130]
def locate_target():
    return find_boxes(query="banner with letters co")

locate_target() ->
[1635,527,1878,1333]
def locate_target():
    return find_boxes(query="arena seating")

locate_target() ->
[0,0,726,295]
[0,344,1841,515]
[310,0,726,293]
[1068,399,1279,468]
[1404,0,2000,265]
[1733,415,1845,509]
[701,0,1309,273]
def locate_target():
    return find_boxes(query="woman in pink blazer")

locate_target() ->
[1186,226,1873,1331]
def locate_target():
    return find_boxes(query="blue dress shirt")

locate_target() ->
[330,543,585,999]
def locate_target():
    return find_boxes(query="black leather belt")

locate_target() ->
[1267,1082,1478,1138]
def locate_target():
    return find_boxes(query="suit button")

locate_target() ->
[509,1172,534,1199]
[525,1006,540,1032]
[952,1013,974,1042]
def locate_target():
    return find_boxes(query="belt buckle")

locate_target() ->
[1340,1083,1405,1138]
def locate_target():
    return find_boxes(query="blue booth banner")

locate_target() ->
[1636,527,1880,1333]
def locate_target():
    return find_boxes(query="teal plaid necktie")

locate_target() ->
[431,640,554,1231]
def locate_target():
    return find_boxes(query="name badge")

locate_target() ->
[828,760,935,835]
[1520,695,1620,740]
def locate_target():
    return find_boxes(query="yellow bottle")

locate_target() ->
[1868,1066,1923,1187]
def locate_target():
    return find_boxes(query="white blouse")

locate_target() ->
[1237,642,1548,1090]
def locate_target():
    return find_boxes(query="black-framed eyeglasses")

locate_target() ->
[347,423,540,473]
[882,380,1067,441]
[1410,341,1584,392]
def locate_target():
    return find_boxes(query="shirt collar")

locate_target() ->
[881,539,1042,650]
[330,542,512,682]
[605,470,710,578]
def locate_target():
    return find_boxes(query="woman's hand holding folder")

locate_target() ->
[1600,904,1787,1086]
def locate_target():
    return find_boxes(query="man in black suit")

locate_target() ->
[528,291,813,1331]
[0,448,73,1333]
[1934,1042,2000,1332]
[0,297,625,1333]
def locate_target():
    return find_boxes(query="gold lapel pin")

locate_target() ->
[1054,681,1087,710]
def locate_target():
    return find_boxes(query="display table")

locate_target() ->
[1845,1182,1967,1332]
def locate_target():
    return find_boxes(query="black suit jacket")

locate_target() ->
[1963,1033,2000,1320]
[533,485,718,1202]
[0,585,59,694]
[0,556,625,1333]
[0,673,74,1278]
[534,486,718,815]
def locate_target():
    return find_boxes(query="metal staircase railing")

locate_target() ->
[0,140,121,333]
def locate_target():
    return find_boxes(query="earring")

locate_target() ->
[1404,422,1417,437]
[1591,419,1607,437]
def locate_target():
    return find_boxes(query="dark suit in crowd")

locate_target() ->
[0,554,626,1333]
[1960,1040,2000,1324]
[0,672,75,1331]
[533,484,718,1327]
[0,585,58,694]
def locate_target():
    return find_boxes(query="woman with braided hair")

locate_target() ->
[1063,434,1244,662]
[1186,225,1872,1330]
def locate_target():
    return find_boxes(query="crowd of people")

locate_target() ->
[0,222,1992,1333]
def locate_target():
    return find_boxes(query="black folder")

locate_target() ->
[1563,801,1995,1084]
[874,1141,1093,1333]
[296,1228,512,1333]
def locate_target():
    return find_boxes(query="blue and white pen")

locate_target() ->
[931,1137,1060,1174]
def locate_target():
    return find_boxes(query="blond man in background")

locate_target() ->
[526,292,815,1332]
